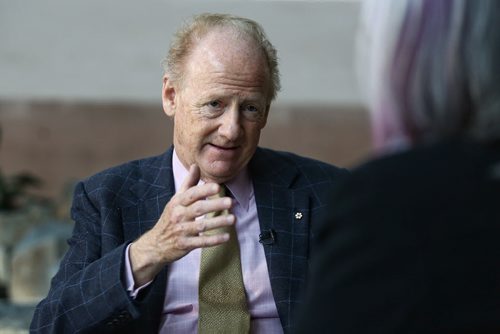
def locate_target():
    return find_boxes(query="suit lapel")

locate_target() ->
[250,148,312,331]
[121,147,176,242]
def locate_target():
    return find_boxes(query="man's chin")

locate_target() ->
[200,164,240,184]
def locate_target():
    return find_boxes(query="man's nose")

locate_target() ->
[218,106,241,141]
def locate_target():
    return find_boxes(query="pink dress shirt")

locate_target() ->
[124,150,283,333]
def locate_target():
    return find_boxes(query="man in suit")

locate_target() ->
[31,13,347,333]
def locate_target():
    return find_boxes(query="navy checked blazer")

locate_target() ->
[30,146,348,333]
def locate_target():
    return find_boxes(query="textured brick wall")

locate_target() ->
[0,100,372,199]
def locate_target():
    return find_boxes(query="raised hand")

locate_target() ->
[129,164,234,286]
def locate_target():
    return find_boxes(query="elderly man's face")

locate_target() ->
[162,28,271,183]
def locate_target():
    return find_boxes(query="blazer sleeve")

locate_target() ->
[30,182,140,333]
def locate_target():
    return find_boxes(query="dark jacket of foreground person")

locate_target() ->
[297,139,500,334]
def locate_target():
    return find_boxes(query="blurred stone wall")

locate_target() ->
[0,100,372,199]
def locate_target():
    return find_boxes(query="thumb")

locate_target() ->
[178,164,200,193]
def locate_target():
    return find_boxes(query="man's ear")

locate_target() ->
[162,75,177,117]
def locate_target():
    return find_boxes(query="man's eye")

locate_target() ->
[241,104,265,121]
[244,105,258,113]
[208,100,221,108]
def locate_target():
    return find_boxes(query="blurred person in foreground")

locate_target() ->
[296,0,500,333]
[30,13,348,333]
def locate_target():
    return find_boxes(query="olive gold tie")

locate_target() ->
[198,185,250,333]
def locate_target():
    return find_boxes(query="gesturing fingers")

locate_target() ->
[189,195,233,218]
[148,163,236,264]
[173,164,223,209]
[168,193,232,226]
[176,232,230,251]
[179,182,221,207]
[171,214,234,253]
[176,213,235,235]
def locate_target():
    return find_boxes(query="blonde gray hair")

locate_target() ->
[161,13,280,102]
[362,0,500,150]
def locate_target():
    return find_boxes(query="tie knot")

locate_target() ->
[208,184,227,201]
[217,184,234,199]
[218,184,227,198]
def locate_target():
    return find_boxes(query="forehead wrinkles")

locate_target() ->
[184,59,269,100]
[207,70,268,92]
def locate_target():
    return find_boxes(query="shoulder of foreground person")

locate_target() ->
[333,139,500,195]
[296,139,500,334]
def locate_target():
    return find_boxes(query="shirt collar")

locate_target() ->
[172,149,253,212]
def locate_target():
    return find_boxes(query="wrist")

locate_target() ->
[129,237,163,286]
